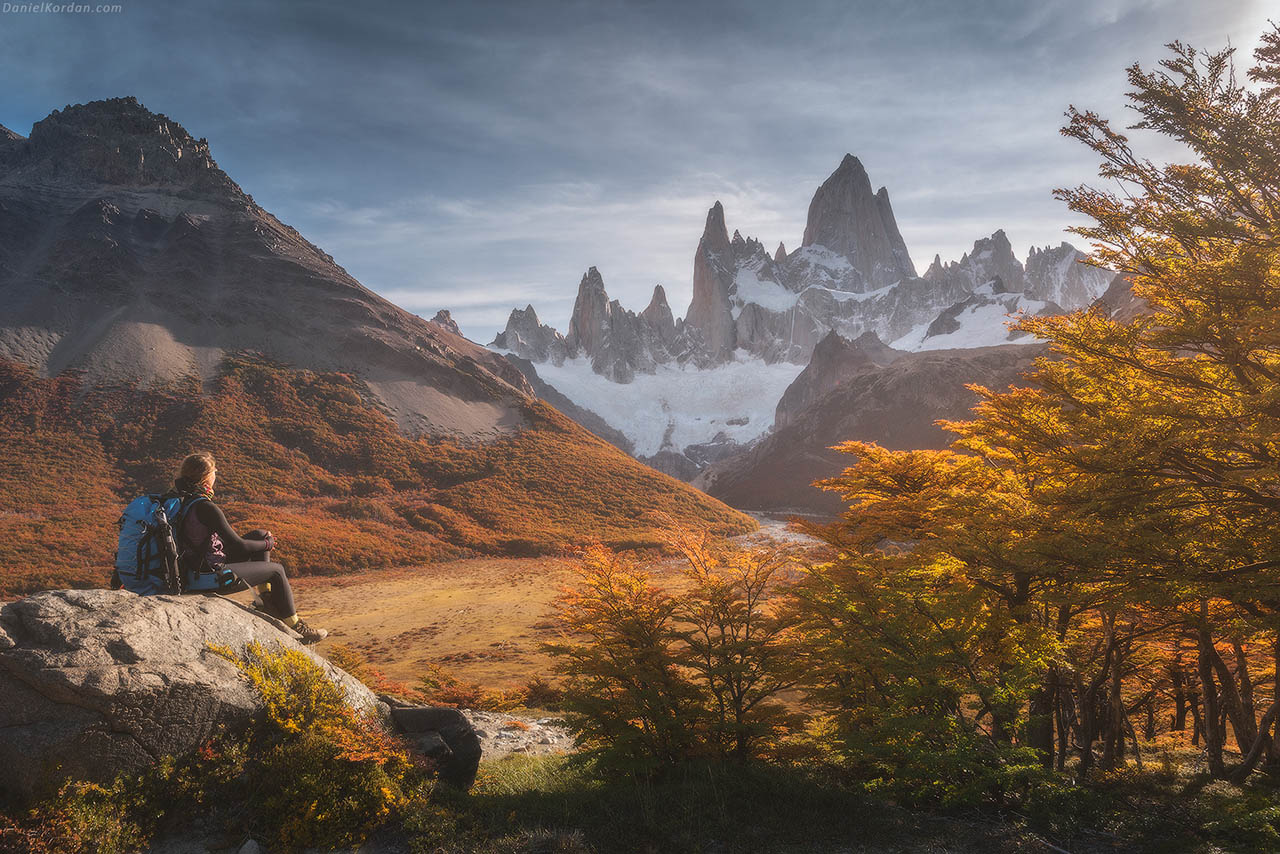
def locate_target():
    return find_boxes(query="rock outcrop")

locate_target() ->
[923,229,1025,294]
[564,266,612,359]
[564,267,674,383]
[773,331,902,429]
[896,231,1114,350]
[1091,272,1147,323]
[384,701,483,789]
[429,309,462,336]
[492,304,569,364]
[0,97,249,205]
[460,709,574,761]
[1023,242,1115,308]
[639,284,677,347]
[0,590,487,802]
[497,268,680,383]
[0,590,379,801]
[685,201,739,363]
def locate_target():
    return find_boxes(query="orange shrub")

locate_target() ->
[0,355,755,596]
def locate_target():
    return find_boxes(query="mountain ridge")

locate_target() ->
[0,97,537,439]
[488,155,1112,478]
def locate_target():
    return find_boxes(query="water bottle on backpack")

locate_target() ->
[112,493,194,595]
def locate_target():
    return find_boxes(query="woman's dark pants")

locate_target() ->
[223,529,296,618]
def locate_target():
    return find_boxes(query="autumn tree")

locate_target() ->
[546,538,800,771]
[955,26,1280,779]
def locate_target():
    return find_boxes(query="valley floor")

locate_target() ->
[266,555,588,686]
[258,514,819,688]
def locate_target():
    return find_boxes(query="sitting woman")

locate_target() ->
[174,452,328,644]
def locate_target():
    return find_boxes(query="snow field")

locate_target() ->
[526,354,806,457]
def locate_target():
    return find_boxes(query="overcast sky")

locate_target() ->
[1,0,1272,341]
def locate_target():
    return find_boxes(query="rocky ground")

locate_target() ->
[461,709,574,760]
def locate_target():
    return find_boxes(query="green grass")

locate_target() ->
[413,752,1280,854]
[425,755,1046,854]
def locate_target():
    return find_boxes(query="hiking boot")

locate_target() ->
[292,619,328,644]
[251,596,266,613]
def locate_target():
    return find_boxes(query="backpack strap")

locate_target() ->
[173,494,207,540]
[172,494,213,581]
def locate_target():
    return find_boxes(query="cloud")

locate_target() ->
[0,0,1271,342]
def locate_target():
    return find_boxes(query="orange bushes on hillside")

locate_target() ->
[0,356,753,595]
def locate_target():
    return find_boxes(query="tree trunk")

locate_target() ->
[1229,699,1280,783]
[1124,711,1142,771]
[1077,619,1117,783]
[1055,679,1072,772]
[1028,670,1056,768]
[1170,653,1188,731]
[1102,639,1126,770]
[1198,621,1226,777]
[1234,640,1258,750]
[1267,635,1280,770]
[1076,670,1096,783]
[1206,639,1253,752]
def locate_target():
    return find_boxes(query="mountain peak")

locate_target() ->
[2,97,251,206]
[774,241,786,262]
[429,309,461,336]
[640,284,677,345]
[701,200,731,256]
[837,152,865,174]
[1,98,539,438]
[566,267,613,355]
[801,154,916,289]
[646,284,669,311]
[946,229,1025,293]
[580,266,606,292]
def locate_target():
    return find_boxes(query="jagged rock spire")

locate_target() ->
[641,284,676,344]
[701,200,731,255]
[491,304,567,364]
[801,154,916,289]
[428,309,461,336]
[565,266,610,357]
[774,242,786,262]
[685,201,738,361]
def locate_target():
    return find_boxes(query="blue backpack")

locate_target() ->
[113,493,235,595]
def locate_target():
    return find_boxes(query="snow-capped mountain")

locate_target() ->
[894,229,1114,351]
[490,155,1111,477]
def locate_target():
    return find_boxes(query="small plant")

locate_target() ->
[418,663,527,711]
[0,779,149,854]
[523,675,565,710]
